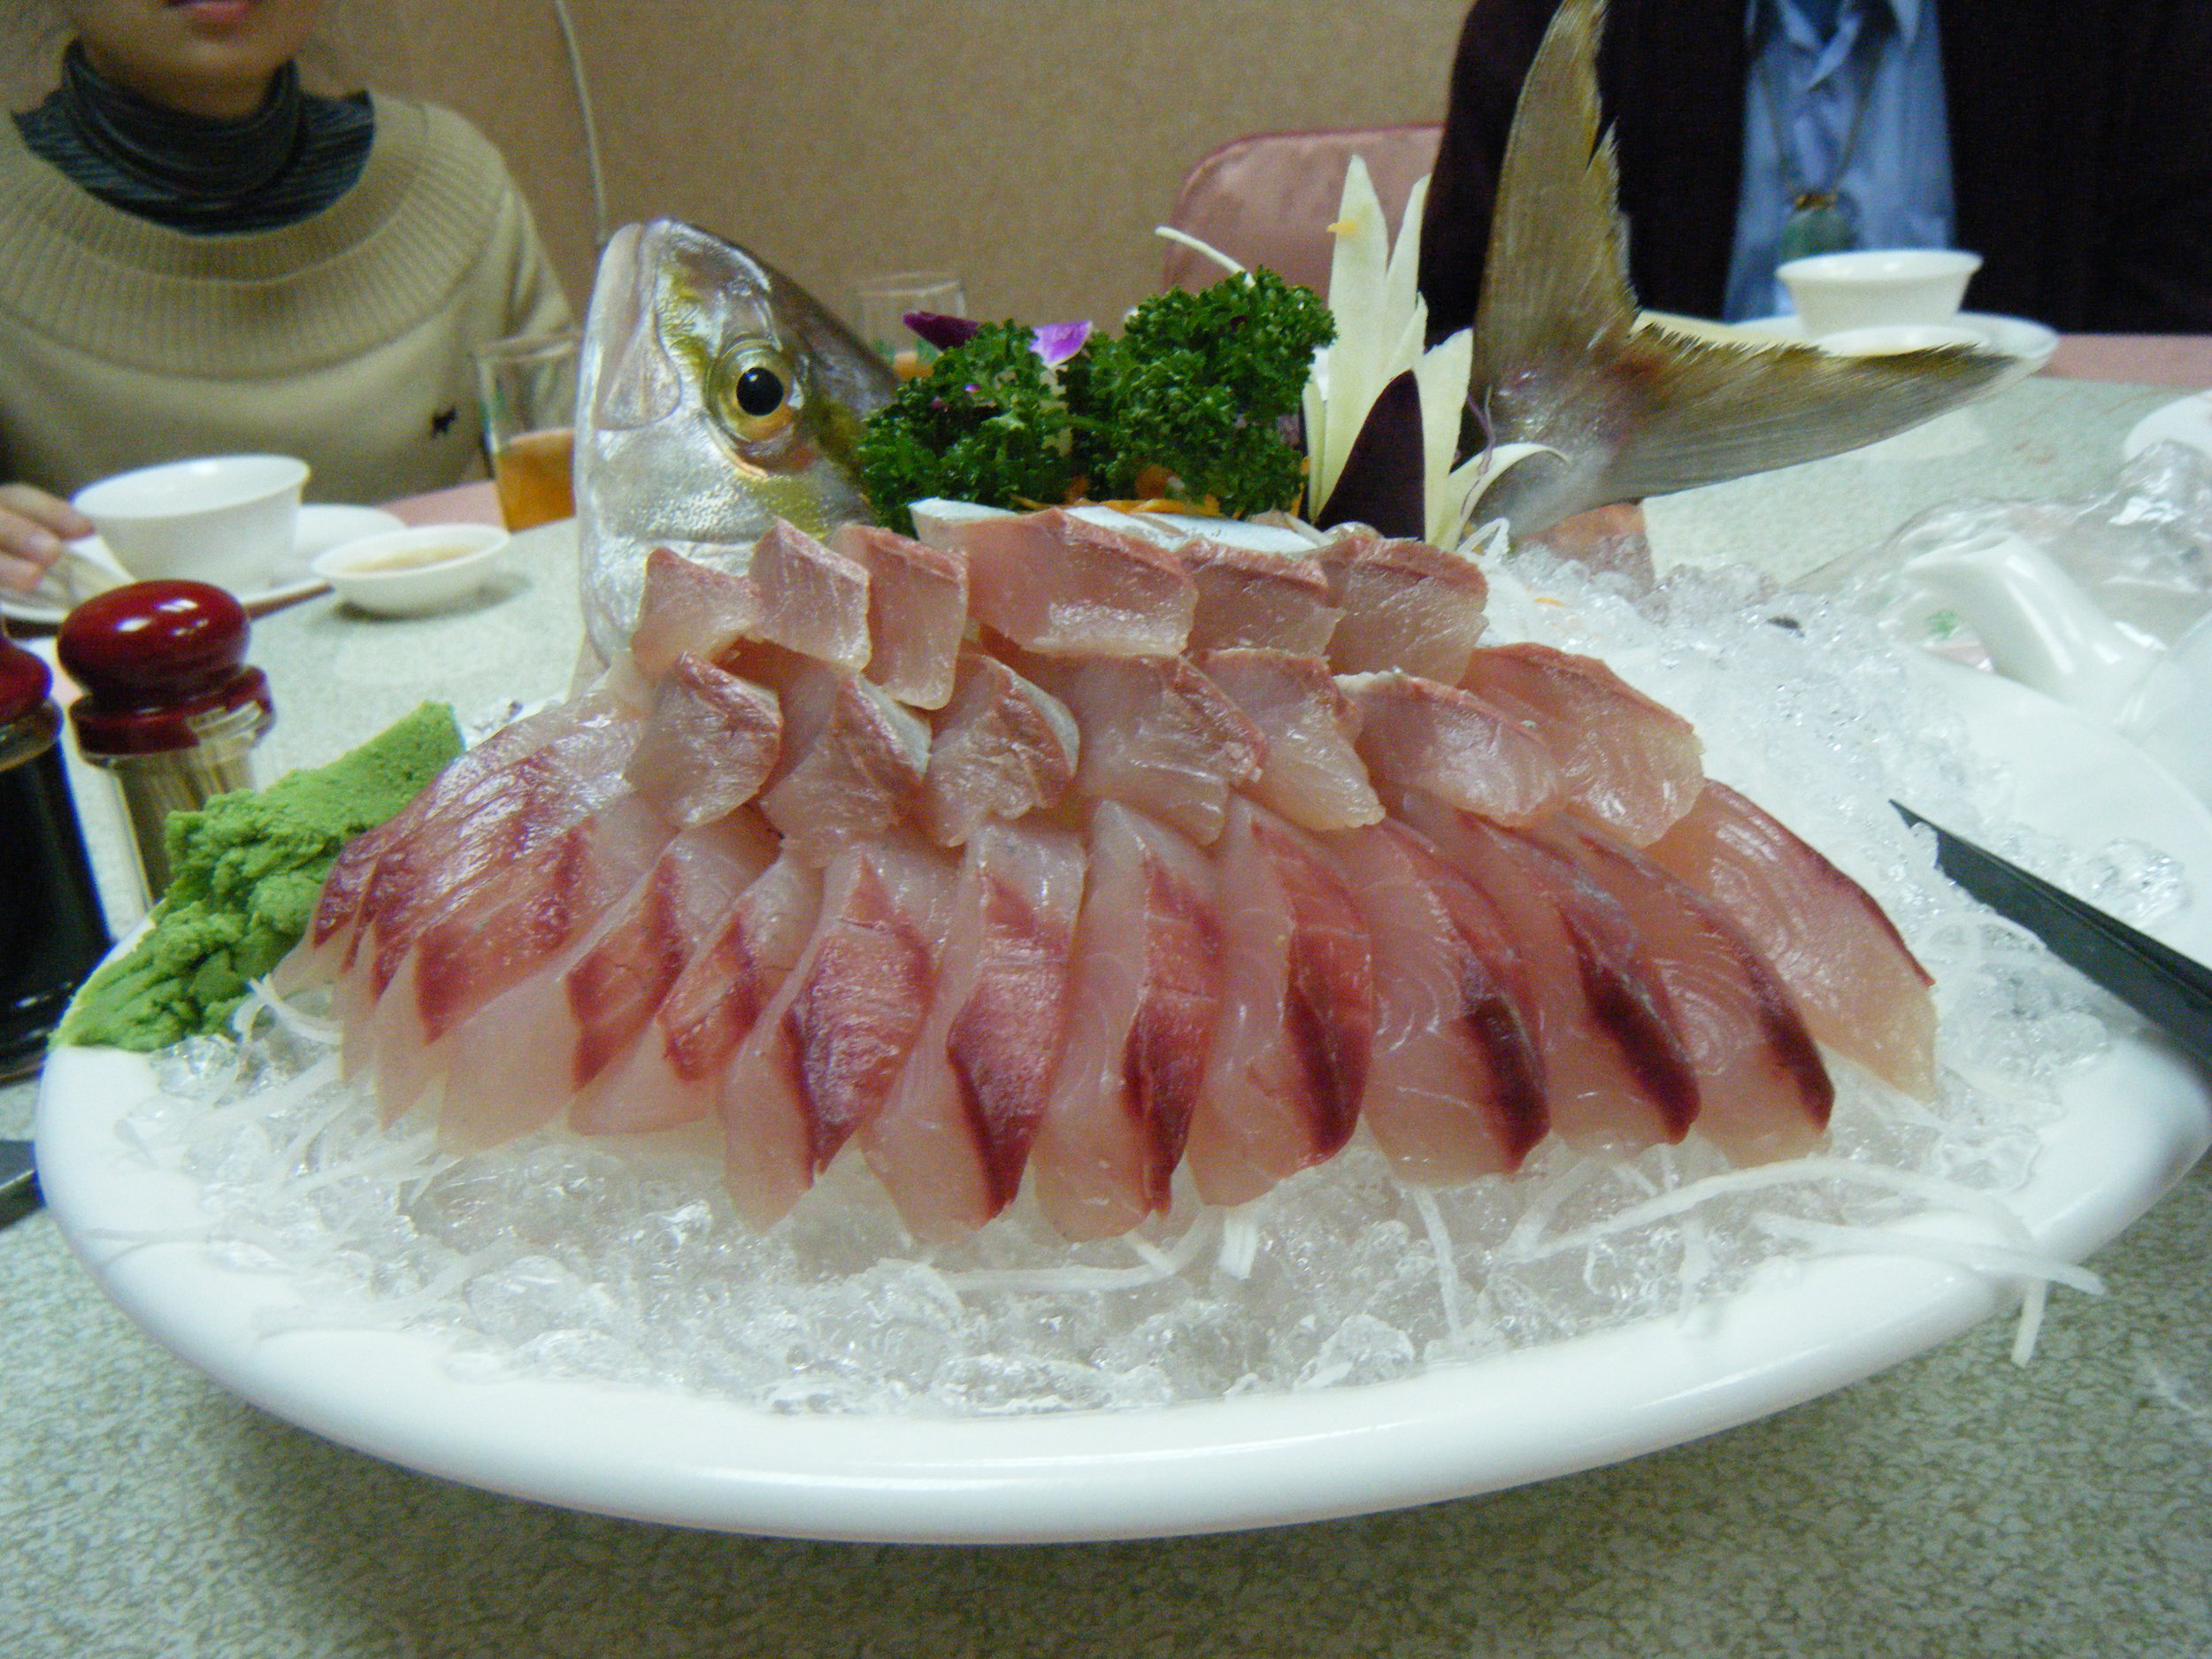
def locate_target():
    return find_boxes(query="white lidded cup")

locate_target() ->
[71,454,310,593]
[1778,249,1983,338]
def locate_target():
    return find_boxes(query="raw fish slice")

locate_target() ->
[283,698,588,993]
[620,653,780,826]
[1460,643,1703,845]
[366,792,679,1119]
[1534,817,1831,1164]
[1340,671,1560,826]
[1185,797,1375,1207]
[1334,822,1546,1182]
[748,655,932,862]
[918,652,1080,845]
[1645,781,1938,1100]
[1032,803,1225,1240]
[279,818,396,994]
[1402,799,1699,1152]
[718,837,956,1228]
[433,811,777,1151]
[1196,648,1382,832]
[1017,651,1264,845]
[941,507,1197,657]
[747,518,872,672]
[831,522,967,710]
[628,545,759,681]
[864,822,1087,1240]
[1318,534,1490,682]
[573,853,823,1136]
[349,694,642,995]
[1177,536,1340,655]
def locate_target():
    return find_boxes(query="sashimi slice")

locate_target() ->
[1341,671,1560,826]
[1032,804,1225,1240]
[748,655,932,863]
[332,697,644,1061]
[348,694,642,997]
[365,791,678,1120]
[432,811,777,1151]
[1334,822,1546,1183]
[747,518,872,672]
[1177,536,1340,655]
[1645,782,1938,1100]
[628,545,760,681]
[944,507,1196,657]
[1460,643,1703,845]
[831,522,968,710]
[1402,799,1700,1153]
[1017,652,1264,845]
[281,697,594,993]
[620,653,780,826]
[1533,817,1832,1164]
[863,822,1088,1240]
[918,652,1079,845]
[1318,534,1490,682]
[572,853,823,1136]
[717,837,957,1228]
[1196,648,1382,832]
[1185,798,1375,1207]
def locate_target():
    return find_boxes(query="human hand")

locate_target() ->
[1,483,94,594]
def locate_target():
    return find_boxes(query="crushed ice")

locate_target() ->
[114,556,2170,1414]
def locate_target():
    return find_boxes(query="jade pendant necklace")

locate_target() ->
[1761,38,1881,263]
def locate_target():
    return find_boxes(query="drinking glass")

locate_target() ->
[472,329,580,529]
[853,271,969,380]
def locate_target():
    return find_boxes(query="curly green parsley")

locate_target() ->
[857,271,1335,534]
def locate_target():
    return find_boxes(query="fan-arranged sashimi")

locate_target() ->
[279,506,1941,1240]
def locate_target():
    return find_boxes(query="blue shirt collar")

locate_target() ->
[1746,0,1924,50]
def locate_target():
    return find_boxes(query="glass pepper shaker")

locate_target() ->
[0,629,112,1076]
[58,580,274,905]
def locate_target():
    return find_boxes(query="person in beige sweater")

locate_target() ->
[0,0,573,592]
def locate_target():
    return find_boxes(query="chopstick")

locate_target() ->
[1894,801,2212,1071]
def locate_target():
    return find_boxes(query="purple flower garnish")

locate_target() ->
[901,311,1094,368]
[903,311,982,352]
[1030,320,1094,366]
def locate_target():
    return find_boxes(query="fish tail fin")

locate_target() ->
[1470,0,2008,534]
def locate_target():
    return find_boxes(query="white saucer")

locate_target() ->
[1740,311,2060,387]
[2122,389,2212,464]
[2,503,405,627]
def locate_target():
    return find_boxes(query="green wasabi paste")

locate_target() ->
[58,701,465,1051]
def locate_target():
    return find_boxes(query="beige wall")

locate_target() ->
[9,0,1465,331]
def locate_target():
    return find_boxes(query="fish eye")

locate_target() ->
[706,342,802,445]
[734,366,784,417]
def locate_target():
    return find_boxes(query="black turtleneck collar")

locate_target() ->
[12,42,373,235]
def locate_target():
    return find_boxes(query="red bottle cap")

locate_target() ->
[58,580,273,757]
[0,630,52,730]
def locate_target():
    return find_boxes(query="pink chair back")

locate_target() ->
[1162,125,1444,296]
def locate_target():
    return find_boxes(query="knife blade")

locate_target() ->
[1895,801,2212,1071]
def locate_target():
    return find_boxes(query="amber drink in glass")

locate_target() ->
[472,330,580,529]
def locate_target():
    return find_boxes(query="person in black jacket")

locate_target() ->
[1417,0,2212,337]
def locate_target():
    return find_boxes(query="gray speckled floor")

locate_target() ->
[7,376,2211,1657]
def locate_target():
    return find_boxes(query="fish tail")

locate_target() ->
[1466,0,2008,534]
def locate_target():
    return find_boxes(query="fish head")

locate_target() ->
[575,219,899,663]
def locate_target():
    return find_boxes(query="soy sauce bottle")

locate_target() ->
[0,630,111,1076]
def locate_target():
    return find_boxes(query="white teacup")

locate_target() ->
[1778,249,1983,338]
[72,454,310,593]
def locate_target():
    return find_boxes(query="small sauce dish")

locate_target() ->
[312,525,511,616]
